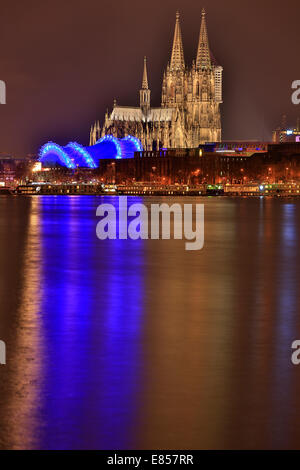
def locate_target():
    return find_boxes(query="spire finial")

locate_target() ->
[140,56,151,112]
[196,8,211,69]
[142,56,149,89]
[170,11,185,71]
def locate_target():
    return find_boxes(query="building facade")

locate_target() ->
[90,9,223,150]
[272,115,300,143]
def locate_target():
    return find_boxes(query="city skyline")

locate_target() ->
[0,0,299,155]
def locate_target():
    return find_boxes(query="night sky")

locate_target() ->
[0,0,299,155]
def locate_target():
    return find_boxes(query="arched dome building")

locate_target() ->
[39,135,143,168]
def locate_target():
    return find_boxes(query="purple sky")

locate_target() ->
[0,0,299,155]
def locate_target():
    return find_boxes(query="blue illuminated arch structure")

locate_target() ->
[121,135,143,158]
[66,142,97,168]
[39,142,76,169]
[39,135,143,168]
[122,135,143,151]
[93,135,122,160]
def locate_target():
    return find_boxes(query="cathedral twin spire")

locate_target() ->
[196,8,211,68]
[170,9,211,71]
[139,10,215,114]
[140,10,211,93]
[170,11,185,71]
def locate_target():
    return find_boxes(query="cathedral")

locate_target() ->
[90,9,223,150]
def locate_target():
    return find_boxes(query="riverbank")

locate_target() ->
[5,182,300,197]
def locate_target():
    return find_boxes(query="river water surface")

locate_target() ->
[0,195,300,449]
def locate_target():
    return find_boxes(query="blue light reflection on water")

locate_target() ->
[269,203,299,447]
[38,196,145,449]
[3,196,300,449]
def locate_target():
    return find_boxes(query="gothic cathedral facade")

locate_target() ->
[90,9,222,150]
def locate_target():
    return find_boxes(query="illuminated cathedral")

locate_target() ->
[90,9,223,150]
